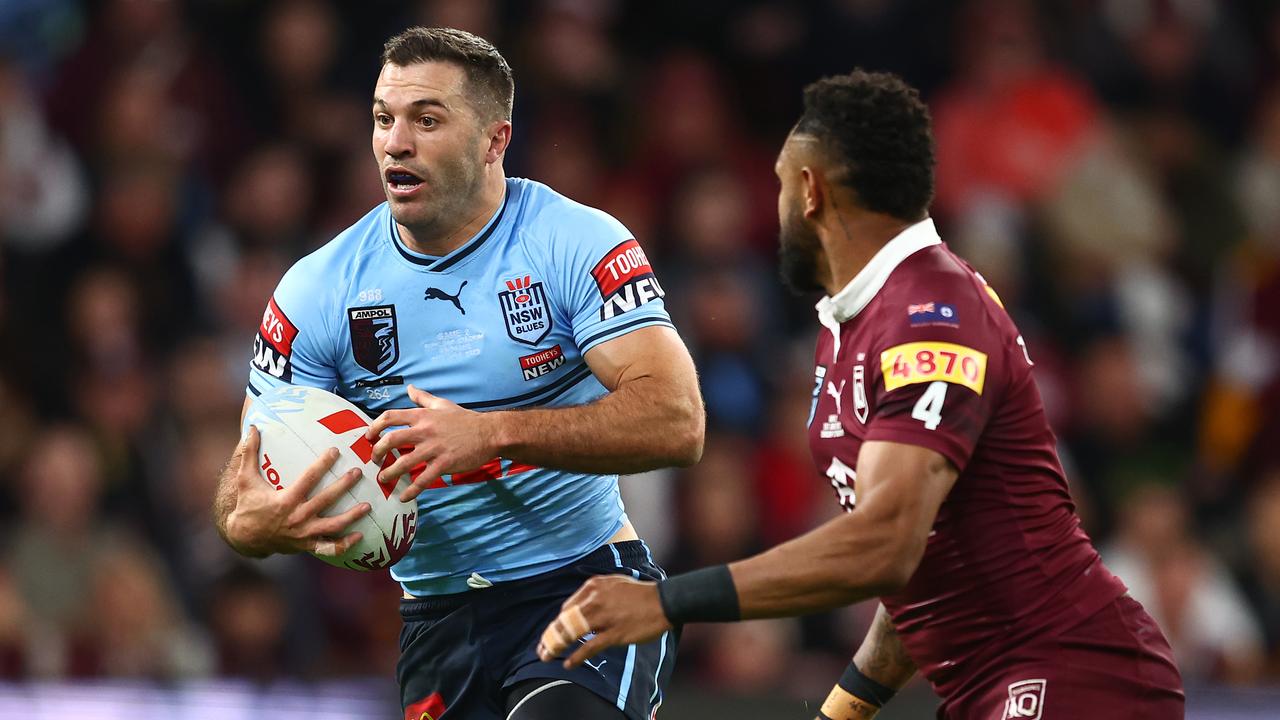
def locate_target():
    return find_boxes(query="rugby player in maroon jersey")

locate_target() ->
[537,69,1184,719]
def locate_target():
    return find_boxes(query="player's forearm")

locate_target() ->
[818,605,915,720]
[729,510,920,619]
[488,373,704,474]
[212,455,241,551]
[854,604,917,690]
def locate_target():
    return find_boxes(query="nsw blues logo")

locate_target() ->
[499,275,552,346]
[348,305,400,375]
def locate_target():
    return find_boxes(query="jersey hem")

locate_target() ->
[395,515,628,597]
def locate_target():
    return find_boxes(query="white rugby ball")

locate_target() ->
[242,385,418,571]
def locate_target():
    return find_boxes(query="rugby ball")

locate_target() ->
[242,385,418,571]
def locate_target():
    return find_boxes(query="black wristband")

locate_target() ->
[816,711,835,720]
[656,565,740,624]
[837,663,897,708]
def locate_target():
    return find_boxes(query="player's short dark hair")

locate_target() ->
[794,69,935,222]
[381,26,514,121]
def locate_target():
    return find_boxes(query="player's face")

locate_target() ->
[775,136,824,294]
[372,61,489,231]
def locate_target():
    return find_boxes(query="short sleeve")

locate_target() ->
[247,262,339,397]
[863,301,1003,470]
[547,206,673,354]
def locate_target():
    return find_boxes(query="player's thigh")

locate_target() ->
[504,679,625,720]
[499,541,679,720]
[399,601,501,719]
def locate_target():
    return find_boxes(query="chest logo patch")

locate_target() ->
[348,305,400,375]
[499,275,552,346]
[881,341,987,395]
[519,344,566,381]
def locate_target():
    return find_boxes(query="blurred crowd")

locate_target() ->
[1,0,1279,701]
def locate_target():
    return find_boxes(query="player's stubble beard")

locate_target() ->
[778,202,825,294]
[385,134,486,243]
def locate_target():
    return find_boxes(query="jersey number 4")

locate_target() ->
[911,381,947,430]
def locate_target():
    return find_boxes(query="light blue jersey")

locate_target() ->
[246,178,673,596]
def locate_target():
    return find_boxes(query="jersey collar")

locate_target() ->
[389,183,512,272]
[815,217,941,326]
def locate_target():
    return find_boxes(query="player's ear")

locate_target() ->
[484,120,512,164]
[801,166,824,220]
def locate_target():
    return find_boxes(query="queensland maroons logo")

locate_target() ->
[1004,679,1046,719]
[348,305,400,375]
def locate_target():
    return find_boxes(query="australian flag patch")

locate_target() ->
[907,302,959,328]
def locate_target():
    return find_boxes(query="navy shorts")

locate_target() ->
[398,541,679,720]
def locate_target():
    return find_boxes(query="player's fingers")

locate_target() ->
[234,426,261,488]
[366,409,414,441]
[285,447,340,502]
[562,605,591,638]
[538,615,579,660]
[311,501,371,537]
[406,384,439,408]
[564,633,612,670]
[371,427,415,463]
[298,467,362,517]
[311,531,363,558]
[380,446,432,488]
[398,456,446,502]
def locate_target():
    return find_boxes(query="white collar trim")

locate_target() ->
[815,217,941,326]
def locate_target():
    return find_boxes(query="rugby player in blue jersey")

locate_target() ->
[213,27,704,720]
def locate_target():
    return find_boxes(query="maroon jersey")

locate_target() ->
[807,219,1127,701]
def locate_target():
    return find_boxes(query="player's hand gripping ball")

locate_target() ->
[242,385,419,570]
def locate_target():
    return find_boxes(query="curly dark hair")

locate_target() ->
[382,27,514,121]
[794,69,935,222]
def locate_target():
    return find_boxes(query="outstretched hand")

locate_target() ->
[365,384,498,501]
[536,575,673,669]
[224,425,370,558]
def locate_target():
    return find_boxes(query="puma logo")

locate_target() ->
[424,280,467,315]
[826,379,846,415]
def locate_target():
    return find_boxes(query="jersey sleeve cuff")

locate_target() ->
[575,314,674,355]
[864,421,973,471]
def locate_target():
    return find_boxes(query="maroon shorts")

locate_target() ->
[938,594,1184,720]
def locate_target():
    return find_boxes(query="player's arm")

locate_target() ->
[817,604,917,720]
[212,274,369,559]
[494,324,703,469]
[213,397,370,558]
[367,324,704,500]
[535,440,956,667]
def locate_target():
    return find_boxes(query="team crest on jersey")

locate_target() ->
[499,275,552,346]
[347,305,400,375]
[852,358,869,424]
